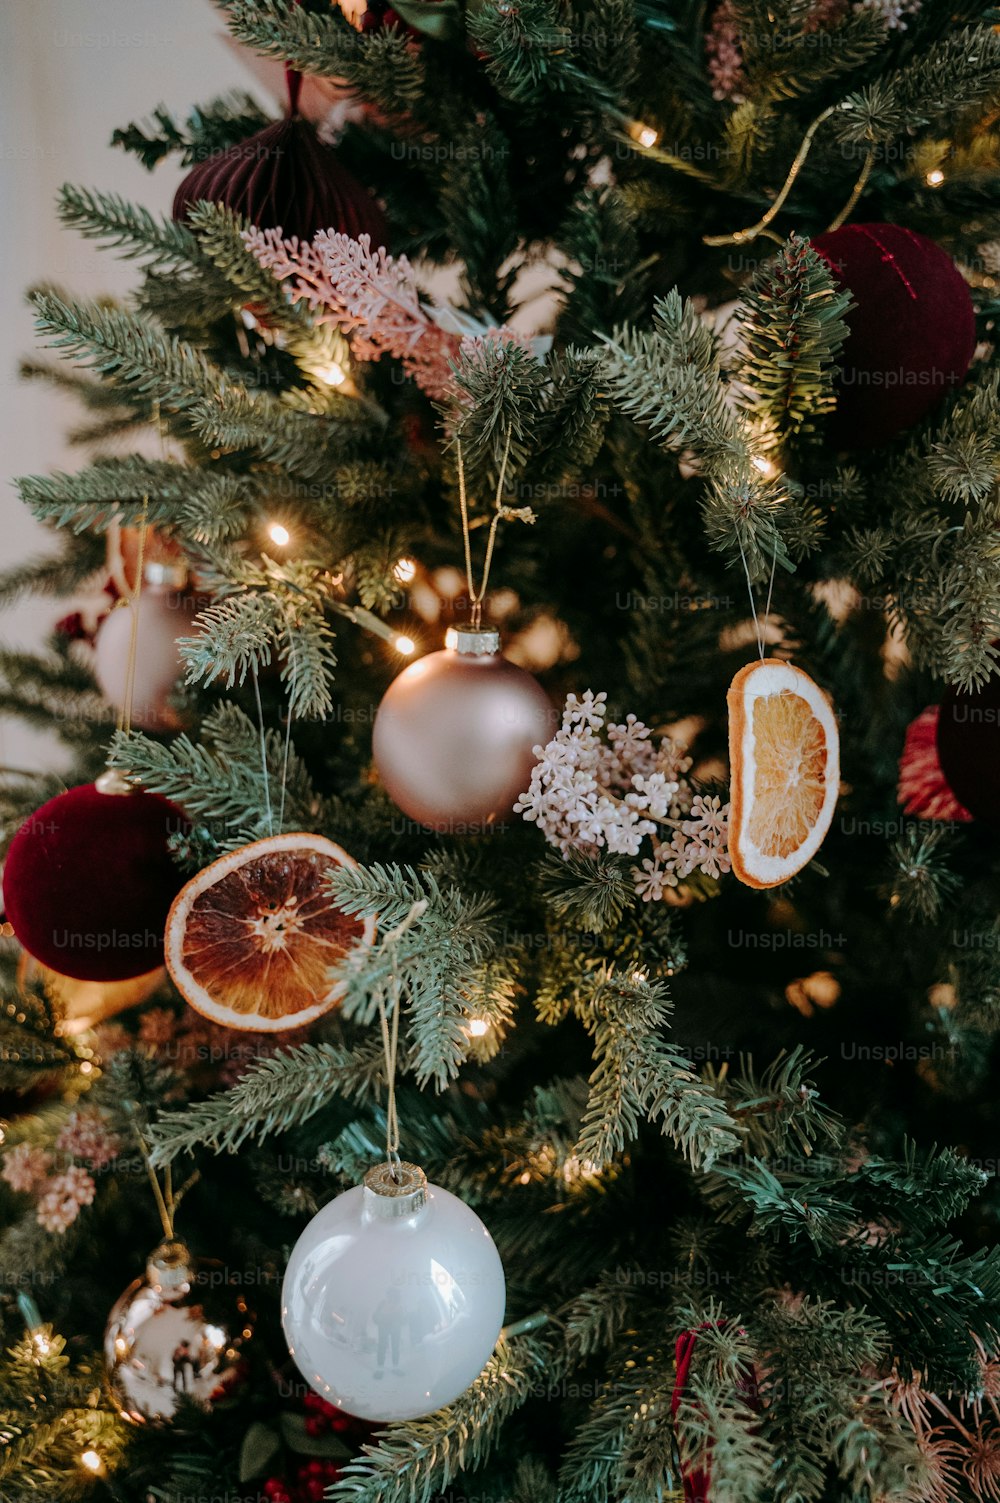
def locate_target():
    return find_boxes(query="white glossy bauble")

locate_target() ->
[282,1162,505,1421]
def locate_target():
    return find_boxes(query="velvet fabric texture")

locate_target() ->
[811,223,975,448]
[2,783,188,981]
[173,117,388,246]
[936,672,1000,824]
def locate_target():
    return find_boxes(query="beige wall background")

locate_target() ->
[0,0,261,774]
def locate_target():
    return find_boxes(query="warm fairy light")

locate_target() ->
[80,1450,103,1474]
[268,523,291,547]
[32,1332,51,1358]
[562,1155,601,1185]
[395,635,416,656]
[318,361,347,387]
[752,455,778,480]
[393,557,417,584]
[629,121,659,149]
[468,1018,489,1037]
[925,168,945,187]
[0,1123,5,1145]
[518,1171,532,1185]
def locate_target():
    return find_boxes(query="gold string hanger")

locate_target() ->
[702,103,876,248]
[455,429,535,630]
[130,1122,199,1242]
[374,900,427,1181]
[735,530,779,661]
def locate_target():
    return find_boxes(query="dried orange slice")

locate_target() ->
[727,660,839,889]
[164,833,375,1031]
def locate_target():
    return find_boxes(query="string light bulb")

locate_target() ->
[925,168,945,187]
[317,361,346,387]
[393,557,417,584]
[752,455,779,480]
[80,1450,103,1474]
[629,121,659,149]
[395,635,415,656]
[267,522,291,547]
[467,1018,489,1037]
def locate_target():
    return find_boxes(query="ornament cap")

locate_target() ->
[146,1239,194,1296]
[363,1160,427,1219]
[446,625,501,657]
[95,768,134,797]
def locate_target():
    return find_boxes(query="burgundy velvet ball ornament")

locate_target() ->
[2,771,188,981]
[936,671,1000,824]
[810,223,976,449]
[172,72,387,246]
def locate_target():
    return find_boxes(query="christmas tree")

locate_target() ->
[3,0,1000,1497]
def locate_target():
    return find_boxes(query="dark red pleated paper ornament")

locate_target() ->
[172,68,387,246]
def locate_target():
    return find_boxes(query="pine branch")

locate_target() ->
[737,234,852,451]
[0,532,105,605]
[189,383,369,480]
[108,702,321,840]
[538,851,635,936]
[0,645,111,741]
[836,25,1000,145]
[186,201,313,334]
[56,185,204,270]
[721,1047,842,1160]
[883,825,961,922]
[674,1323,775,1503]
[16,456,220,534]
[216,0,425,114]
[179,560,340,720]
[329,1337,547,1503]
[601,291,748,474]
[468,0,627,115]
[330,864,516,1090]
[575,972,740,1171]
[558,1276,636,1368]
[443,338,550,485]
[558,1341,675,1502]
[30,290,222,414]
[147,1042,384,1163]
[110,92,271,169]
[556,187,649,343]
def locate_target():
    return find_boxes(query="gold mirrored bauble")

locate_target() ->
[104,1240,254,1426]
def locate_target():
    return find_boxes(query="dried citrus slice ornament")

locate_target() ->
[727,660,839,889]
[164,832,375,1031]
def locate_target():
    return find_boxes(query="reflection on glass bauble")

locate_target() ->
[104,1240,254,1426]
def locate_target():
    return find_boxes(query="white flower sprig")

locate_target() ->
[515,691,731,900]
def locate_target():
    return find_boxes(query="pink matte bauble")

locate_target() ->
[372,634,555,833]
[94,586,197,731]
[2,777,188,981]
